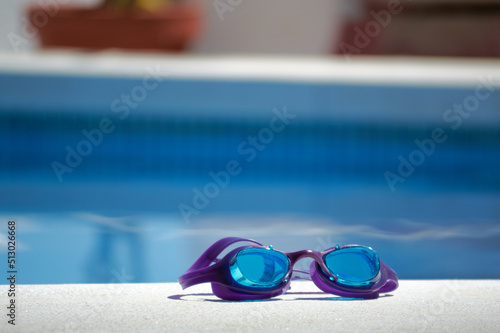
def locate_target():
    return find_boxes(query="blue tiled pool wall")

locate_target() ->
[1,110,499,188]
[1,73,499,189]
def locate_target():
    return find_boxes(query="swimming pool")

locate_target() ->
[1,52,499,284]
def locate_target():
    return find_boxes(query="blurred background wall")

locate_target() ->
[4,0,500,56]
[1,0,351,54]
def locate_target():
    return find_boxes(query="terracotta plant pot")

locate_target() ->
[27,3,203,51]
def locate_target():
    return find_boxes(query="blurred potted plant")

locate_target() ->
[27,0,202,51]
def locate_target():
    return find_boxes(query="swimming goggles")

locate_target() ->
[178,237,398,300]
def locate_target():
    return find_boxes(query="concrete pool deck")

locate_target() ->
[2,280,499,332]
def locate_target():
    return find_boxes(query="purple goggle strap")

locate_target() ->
[178,237,263,289]
[378,261,399,293]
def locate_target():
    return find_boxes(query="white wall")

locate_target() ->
[192,0,346,54]
[0,0,352,54]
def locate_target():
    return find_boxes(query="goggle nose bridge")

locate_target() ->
[287,249,321,264]
[286,249,337,281]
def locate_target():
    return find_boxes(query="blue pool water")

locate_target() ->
[0,69,499,284]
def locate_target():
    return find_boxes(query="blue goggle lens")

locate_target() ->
[230,248,289,288]
[323,247,380,286]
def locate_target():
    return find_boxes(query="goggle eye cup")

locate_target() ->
[229,248,289,289]
[322,246,380,287]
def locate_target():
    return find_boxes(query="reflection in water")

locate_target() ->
[1,209,499,285]
[84,215,146,284]
[159,215,500,243]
